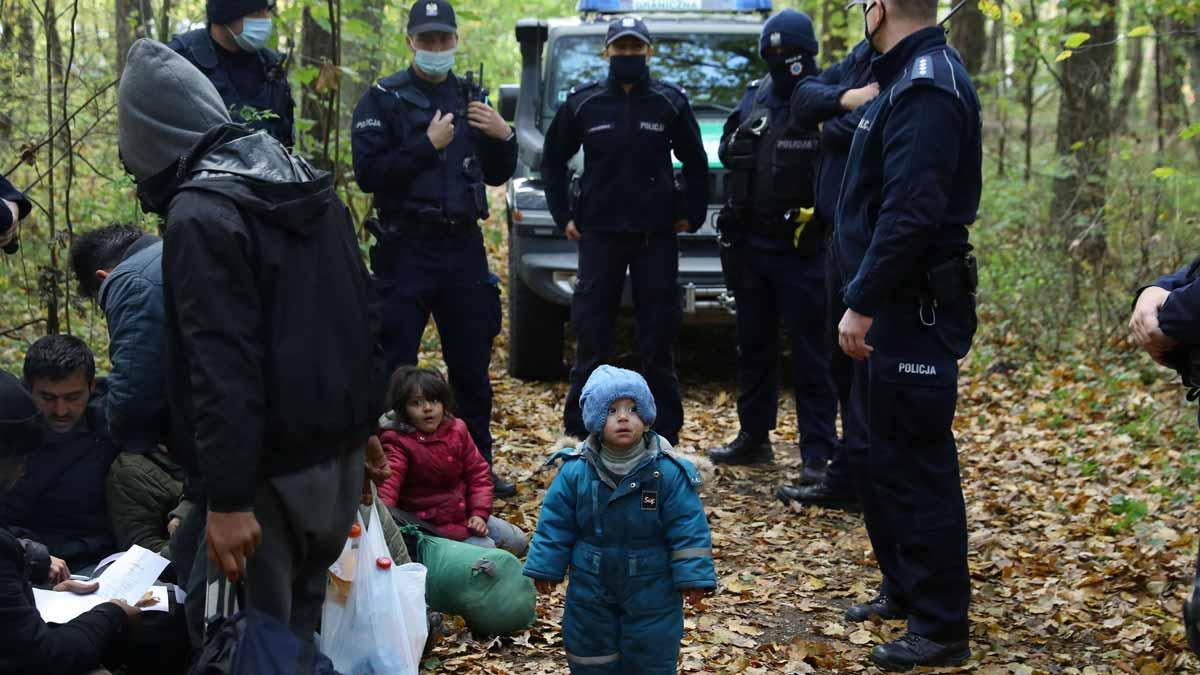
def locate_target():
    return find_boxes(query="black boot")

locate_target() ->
[800,460,828,486]
[844,594,906,622]
[776,481,861,513]
[1186,550,1200,656]
[491,470,517,498]
[708,431,773,465]
[869,633,970,671]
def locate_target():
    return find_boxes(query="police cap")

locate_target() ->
[606,15,652,46]
[408,0,457,35]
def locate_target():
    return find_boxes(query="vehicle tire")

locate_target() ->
[507,233,567,380]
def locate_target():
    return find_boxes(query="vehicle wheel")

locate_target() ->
[507,233,567,380]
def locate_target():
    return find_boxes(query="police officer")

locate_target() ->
[707,10,837,487]
[834,0,981,669]
[169,0,295,147]
[1131,264,1200,656]
[543,16,709,447]
[351,0,517,496]
[0,173,31,255]
[775,39,880,510]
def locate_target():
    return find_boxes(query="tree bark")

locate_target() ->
[301,6,335,167]
[158,0,173,43]
[1153,15,1187,136]
[1049,0,1118,271]
[1112,6,1144,134]
[949,0,987,78]
[340,0,384,129]
[115,0,152,74]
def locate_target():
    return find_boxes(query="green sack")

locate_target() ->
[406,527,536,636]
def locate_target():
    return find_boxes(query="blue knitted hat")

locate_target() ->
[579,365,657,436]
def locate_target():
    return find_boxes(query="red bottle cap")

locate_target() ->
[376,556,392,570]
[349,523,362,538]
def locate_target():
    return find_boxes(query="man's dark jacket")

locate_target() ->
[0,386,120,570]
[0,526,131,674]
[154,125,380,512]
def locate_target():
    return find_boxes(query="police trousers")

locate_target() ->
[371,229,502,463]
[562,542,683,674]
[825,249,858,492]
[846,295,976,642]
[564,233,684,444]
[723,241,836,464]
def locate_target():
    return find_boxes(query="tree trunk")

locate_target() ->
[1153,15,1187,136]
[158,0,173,43]
[340,0,384,130]
[1112,6,1144,134]
[301,6,335,167]
[115,0,152,74]
[1049,0,1117,273]
[1017,0,1038,183]
[949,0,987,78]
[819,0,848,60]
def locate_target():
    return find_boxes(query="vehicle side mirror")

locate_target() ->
[499,84,519,123]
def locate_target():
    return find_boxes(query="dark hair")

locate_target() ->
[69,223,145,299]
[23,334,96,386]
[386,366,455,418]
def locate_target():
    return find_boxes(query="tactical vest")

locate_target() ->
[374,70,489,225]
[723,77,821,246]
[172,29,295,148]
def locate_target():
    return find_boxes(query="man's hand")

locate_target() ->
[683,588,707,609]
[362,435,392,505]
[838,308,875,361]
[48,557,70,585]
[467,101,511,140]
[1130,286,1178,365]
[565,221,582,242]
[206,510,262,583]
[427,110,456,150]
[53,579,99,595]
[467,516,489,538]
[673,219,690,234]
[840,82,880,111]
[167,517,182,537]
[109,598,143,631]
[534,579,560,595]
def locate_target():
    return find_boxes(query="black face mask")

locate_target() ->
[863,2,885,51]
[766,52,811,93]
[609,54,648,84]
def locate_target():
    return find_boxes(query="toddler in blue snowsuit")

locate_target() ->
[524,366,717,674]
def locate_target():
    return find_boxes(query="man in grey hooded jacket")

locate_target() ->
[116,38,386,643]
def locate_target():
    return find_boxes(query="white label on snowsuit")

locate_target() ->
[898,363,938,375]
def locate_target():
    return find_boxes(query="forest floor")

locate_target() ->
[419,220,1200,674]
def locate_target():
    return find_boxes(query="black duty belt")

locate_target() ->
[368,215,479,241]
[891,254,979,305]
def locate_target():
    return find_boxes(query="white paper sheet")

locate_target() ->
[32,545,171,624]
[31,588,104,624]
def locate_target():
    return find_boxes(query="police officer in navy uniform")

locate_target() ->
[351,0,518,496]
[169,0,295,147]
[834,0,981,669]
[1131,264,1200,657]
[706,10,838,489]
[775,39,879,510]
[542,16,709,447]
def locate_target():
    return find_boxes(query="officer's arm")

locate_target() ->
[479,100,518,186]
[717,89,753,167]
[792,78,852,128]
[671,98,710,231]
[522,465,579,582]
[843,89,964,316]
[821,103,869,153]
[541,104,582,230]
[661,470,717,590]
[350,91,438,194]
[1157,278,1200,345]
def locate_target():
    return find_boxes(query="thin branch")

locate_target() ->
[0,318,48,339]
[4,78,118,176]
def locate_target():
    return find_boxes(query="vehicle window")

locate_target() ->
[544,32,760,119]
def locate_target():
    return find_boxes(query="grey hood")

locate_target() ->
[118,38,230,182]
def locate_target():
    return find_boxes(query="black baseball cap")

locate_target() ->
[606,15,651,46]
[407,0,457,35]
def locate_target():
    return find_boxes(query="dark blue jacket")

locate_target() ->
[1148,265,1200,345]
[0,385,120,571]
[542,73,709,236]
[834,28,981,316]
[168,28,295,148]
[98,236,167,455]
[351,68,517,225]
[1,174,31,220]
[792,40,876,230]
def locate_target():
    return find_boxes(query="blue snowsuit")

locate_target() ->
[524,433,716,674]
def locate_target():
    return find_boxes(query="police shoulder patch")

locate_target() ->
[654,80,687,97]
[911,55,934,81]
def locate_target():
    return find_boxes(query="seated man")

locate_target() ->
[0,336,120,574]
[70,224,185,564]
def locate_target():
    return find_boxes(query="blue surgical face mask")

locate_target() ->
[231,17,273,53]
[414,48,457,78]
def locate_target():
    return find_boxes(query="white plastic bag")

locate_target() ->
[322,509,428,675]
